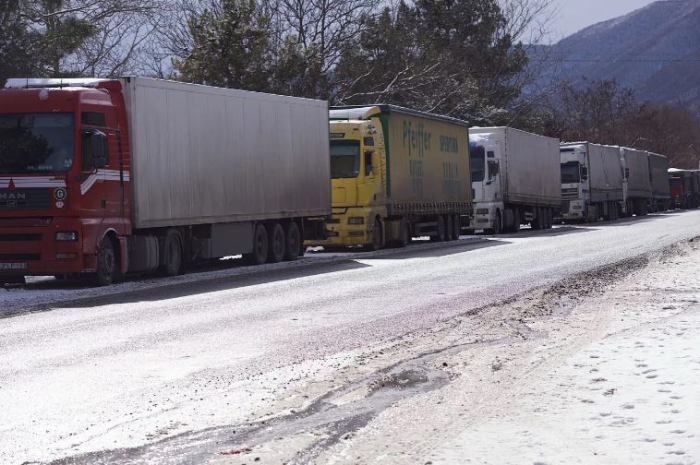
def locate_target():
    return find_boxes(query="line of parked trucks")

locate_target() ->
[1,78,698,286]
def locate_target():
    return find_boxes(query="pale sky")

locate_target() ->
[548,0,656,40]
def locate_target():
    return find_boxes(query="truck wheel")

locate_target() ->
[160,231,183,277]
[94,237,116,286]
[268,223,286,263]
[445,215,454,241]
[452,214,461,239]
[365,218,383,251]
[532,208,543,230]
[510,209,521,233]
[284,222,301,261]
[485,211,502,235]
[244,223,268,265]
[397,218,411,248]
[432,215,446,242]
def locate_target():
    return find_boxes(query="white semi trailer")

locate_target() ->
[469,127,561,233]
[560,142,624,222]
[620,147,652,216]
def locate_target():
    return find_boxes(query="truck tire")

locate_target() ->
[510,209,521,233]
[160,231,183,277]
[94,237,117,286]
[445,215,454,241]
[284,222,301,261]
[432,215,446,242]
[532,208,543,230]
[243,223,268,265]
[485,211,502,235]
[397,218,410,248]
[365,218,383,251]
[452,214,461,239]
[268,222,286,263]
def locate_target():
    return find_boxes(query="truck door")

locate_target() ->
[79,110,121,220]
[469,143,487,201]
[484,147,502,201]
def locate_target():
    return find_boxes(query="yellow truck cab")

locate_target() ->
[309,105,472,250]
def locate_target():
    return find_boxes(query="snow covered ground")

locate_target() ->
[205,238,700,465]
[315,240,700,465]
[2,213,698,464]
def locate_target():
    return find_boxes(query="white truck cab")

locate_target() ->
[470,133,504,232]
[560,144,589,221]
[469,127,560,234]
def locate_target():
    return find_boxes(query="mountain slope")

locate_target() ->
[540,0,700,108]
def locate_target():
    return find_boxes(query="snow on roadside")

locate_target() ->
[434,309,700,465]
[431,242,700,465]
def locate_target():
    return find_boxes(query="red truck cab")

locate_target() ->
[669,175,684,208]
[0,79,131,284]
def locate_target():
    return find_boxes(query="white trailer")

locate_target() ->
[647,152,670,212]
[620,147,652,216]
[123,78,331,228]
[560,142,624,222]
[469,127,561,233]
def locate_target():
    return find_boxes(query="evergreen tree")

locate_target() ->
[0,0,40,82]
[174,0,273,91]
[335,0,529,123]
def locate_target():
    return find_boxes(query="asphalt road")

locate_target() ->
[1,211,699,464]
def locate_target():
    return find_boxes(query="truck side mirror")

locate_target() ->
[581,166,588,181]
[365,150,374,177]
[82,129,108,171]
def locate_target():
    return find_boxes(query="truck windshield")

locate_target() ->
[330,140,360,179]
[561,162,581,184]
[470,144,486,182]
[0,113,75,174]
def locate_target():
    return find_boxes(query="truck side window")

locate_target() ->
[487,151,495,158]
[82,112,106,127]
[488,160,499,178]
[82,129,109,171]
[365,151,374,176]
[470,144,486,182]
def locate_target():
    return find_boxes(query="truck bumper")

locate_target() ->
[471,215,492,229]
[0,217,90,277]
[468,202,499,230]
[561,200,585,221]
[305,208,373,247]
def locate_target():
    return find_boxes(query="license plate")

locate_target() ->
[0,262,28,271]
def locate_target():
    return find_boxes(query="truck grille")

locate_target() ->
[562,188,579,200]
[0,234,43,242]
[0,189,52,211]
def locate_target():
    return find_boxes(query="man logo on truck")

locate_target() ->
[0,192,26,200]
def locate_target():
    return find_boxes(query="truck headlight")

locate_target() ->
[55,231,78,241]
[476,208,489,215]
[348,217,364,225]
